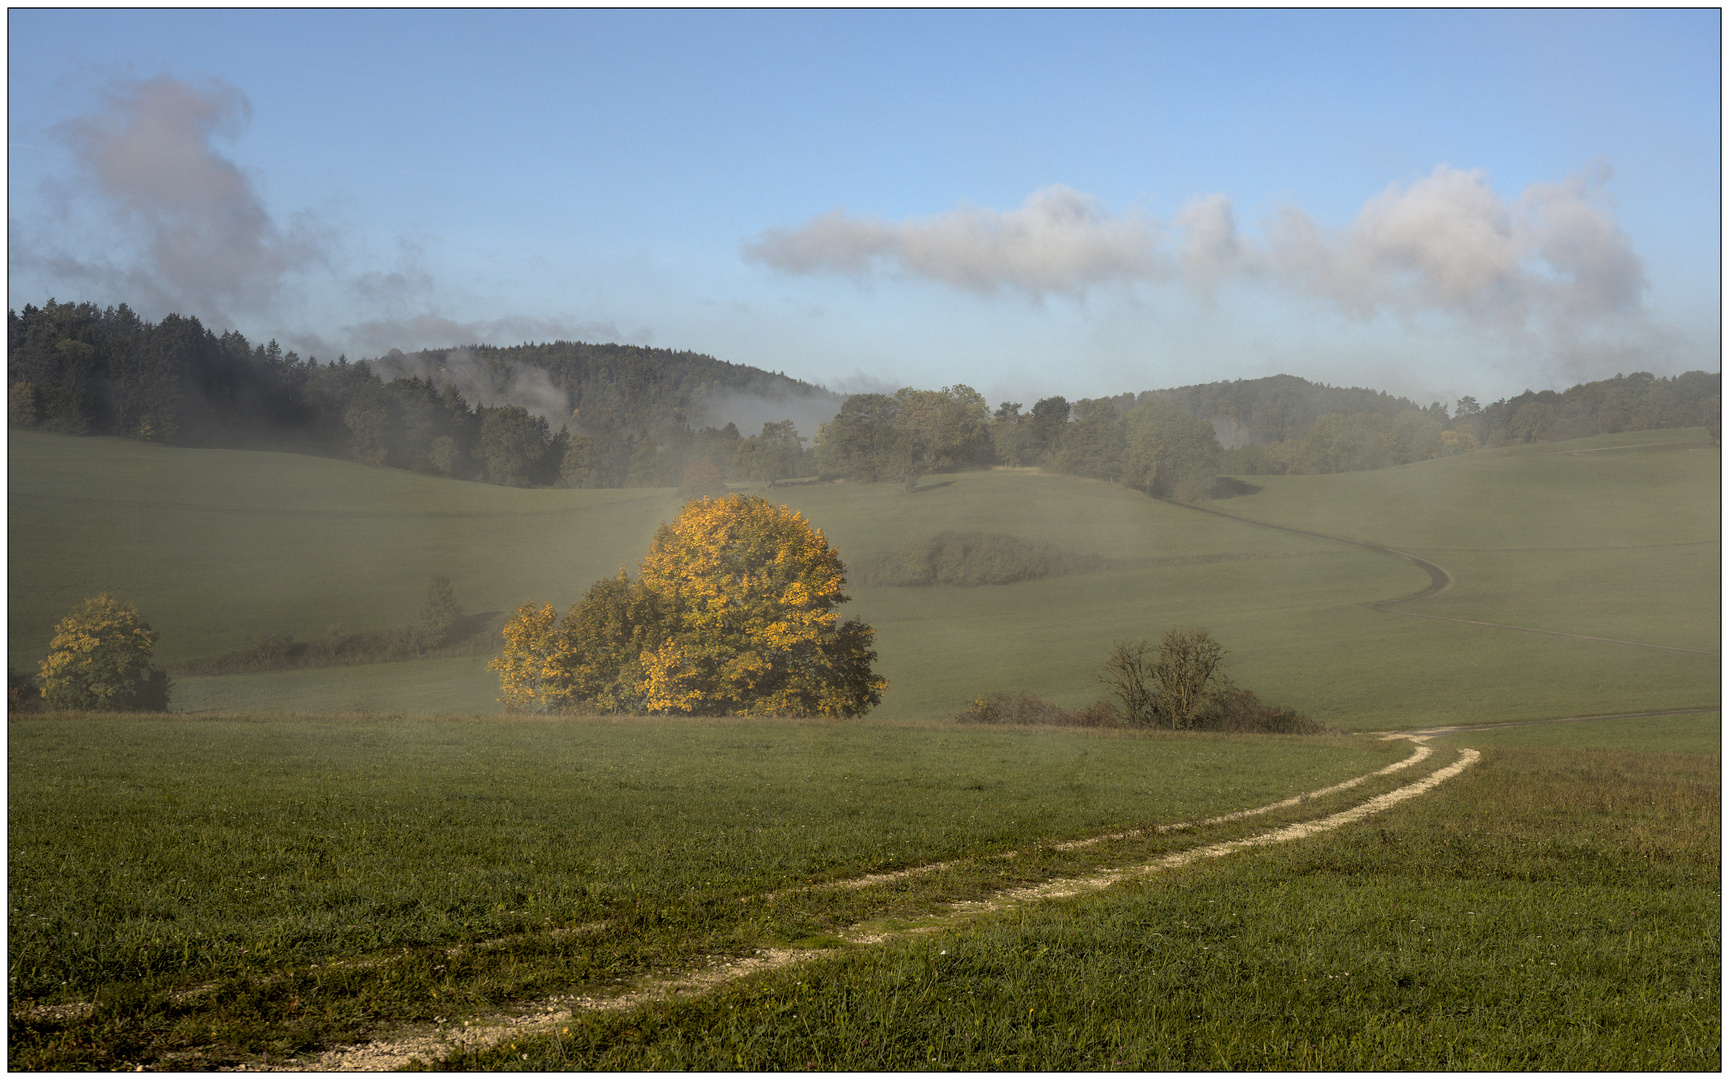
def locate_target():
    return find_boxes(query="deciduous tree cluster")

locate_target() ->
[490,495,885,717]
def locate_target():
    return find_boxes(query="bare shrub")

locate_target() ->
[1098,639,1156,725]
[1100,628,1226,729]
[1147,627,1227,729]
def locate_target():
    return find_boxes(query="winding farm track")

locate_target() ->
[1176,502,1721,656]
[266,737,1478,1072]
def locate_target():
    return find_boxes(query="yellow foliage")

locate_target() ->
[489,495,886,717]
[487,601,573,712]
[38,594,168,711]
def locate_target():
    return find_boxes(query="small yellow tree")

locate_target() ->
[38,594,170,711]
[488,601,572,712]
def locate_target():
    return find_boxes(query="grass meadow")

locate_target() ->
[8,426,1720,1069]
[438,717,1721,1072]
[8,714,1408,1069]
[9,426,1719,728]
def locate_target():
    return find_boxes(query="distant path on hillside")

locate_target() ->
[1174,501,1721,657]
[1401,707,1720,738]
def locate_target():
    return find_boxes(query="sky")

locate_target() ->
[7,9,1722,411]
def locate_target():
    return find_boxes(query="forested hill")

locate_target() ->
[1136,370,1719,473]
[373,341,842,443]
[1142,374,1443,448]
[8,298,1718,493]
[7,299,839,488]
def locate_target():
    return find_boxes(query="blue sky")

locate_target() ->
[7,9,1720,410]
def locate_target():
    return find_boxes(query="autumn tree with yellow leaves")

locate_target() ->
[38,594,170,711]
[490,495,885,716]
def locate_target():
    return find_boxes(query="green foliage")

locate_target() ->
[816,393,903,482]
[1212,371,1720,475]
[37,594,169,711]
[420,575,464,645]
[733,419,809,486]
[816,386,993,484]
[1026,395,1072,459]
[477,405,558,486]
[1119,399,1224,498]
[852,530,1107,587]
[1052,396,1130,481]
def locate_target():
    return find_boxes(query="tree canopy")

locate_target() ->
[37,594,170,711]
[491,495,885,717]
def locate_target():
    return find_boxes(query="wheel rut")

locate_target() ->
[261,737,1476,1072]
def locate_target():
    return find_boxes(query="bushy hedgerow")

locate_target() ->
[1192,687,1331,734]
[854,531,1107,588]
[951,692,1117,727]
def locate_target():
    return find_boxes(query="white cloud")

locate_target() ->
[746,184,1165,297]
[748,165,1649,336]
[1175,193,1247,291]
[34,75,325,324]
[14,74,636,361]
[1269,163,1645,325]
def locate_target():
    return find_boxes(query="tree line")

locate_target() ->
[7,300,822,489]
[814,369,1719,493]
[11,299,1718,495]
[813,386,1227,499]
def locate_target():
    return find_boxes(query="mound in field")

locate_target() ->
[852,530,1108,588]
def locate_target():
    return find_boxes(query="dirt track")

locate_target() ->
[267,737,1475,1072]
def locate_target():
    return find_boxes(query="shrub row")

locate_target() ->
[853,531,1107,588]
[951,687,1328,734]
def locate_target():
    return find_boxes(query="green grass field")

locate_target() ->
[443,727,1717,1072]
[8,427,1720,1070]
[8,714,1409,1069]
[9,427,1719,728]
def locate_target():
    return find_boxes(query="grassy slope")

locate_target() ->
[1212,429,1721,649]
[8,430,681,668]
[10,427,1720,728]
